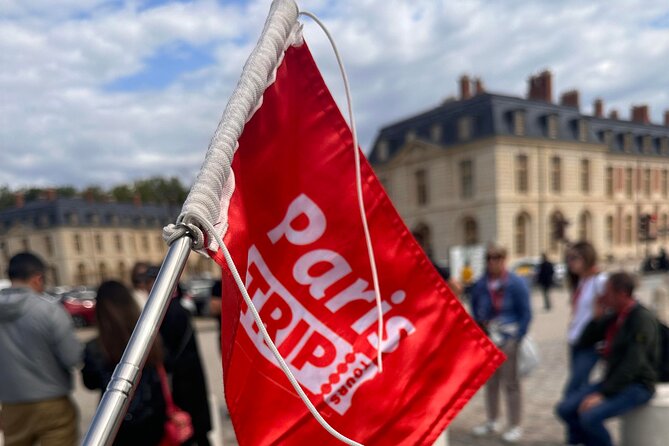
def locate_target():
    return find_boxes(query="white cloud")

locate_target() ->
[1,0,668,189]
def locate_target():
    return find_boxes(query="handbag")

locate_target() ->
[157,365,194,446]
[518,335,540,377]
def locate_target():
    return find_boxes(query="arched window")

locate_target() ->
[463,217,478,245]
[412,223,432,257]
[514,213,531,256]
[624,215,633,245]
[578,211,592,241]
[99,262,107,281]
[605,215,614,245]
[550,211,566,251]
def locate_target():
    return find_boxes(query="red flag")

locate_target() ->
[209,41,504,445]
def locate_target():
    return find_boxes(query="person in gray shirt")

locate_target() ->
[0,252,83,446]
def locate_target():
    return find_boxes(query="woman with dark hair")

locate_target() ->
[556,241,607,445]
[82,281,167,445]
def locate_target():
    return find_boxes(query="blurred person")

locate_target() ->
[557,272,659,446]
[130,261,151,308]
[0,252,83,446]
[562,242,607,397]
[557,241,607,445]
[469,244,532,443]
[82,280,167,445]
[146,267,212,446]
[535,253,555,311]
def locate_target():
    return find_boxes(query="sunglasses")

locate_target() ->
[566,255,582,262]
[486,254,503,261]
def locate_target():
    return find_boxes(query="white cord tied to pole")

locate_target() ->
[299,10,385,373]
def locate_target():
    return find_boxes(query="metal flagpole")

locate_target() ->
[82,1,299,444]
[81,235,193,446]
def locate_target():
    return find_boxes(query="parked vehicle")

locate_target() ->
[182,278,215,316]
[60,287,97,327]
[510,257,566,288]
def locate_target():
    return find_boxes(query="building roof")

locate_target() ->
[0,198,178,232]
[369,92,669,165]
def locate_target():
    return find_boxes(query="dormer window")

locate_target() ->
[405,130,416,142]
[430,124,442,142]
[547,115,558,139]
[642,135,652,154]
[623,133,633,153]
[578,119,588,142]
[377,140,389,161]
[662,137,669,155]
[458,116,472,141]
[513,111,525,136]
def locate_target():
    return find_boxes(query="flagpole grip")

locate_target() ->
[81,235,193,446]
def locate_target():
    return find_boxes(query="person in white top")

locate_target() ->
[556,241,607,445]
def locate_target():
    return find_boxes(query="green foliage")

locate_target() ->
[0,177,190,210]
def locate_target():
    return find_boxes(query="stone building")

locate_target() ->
[369,71,669,266]
[0,193,218,287]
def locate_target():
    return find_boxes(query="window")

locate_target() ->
[623,133,633,152]
[99,262,107,281]
[415,169,428,205]
[643,135,653,154]
[579,211,591,241]
[513,111,525,136]
[606,215,614,245]
[516,154,529,193]
[118,262,125,282]
[625,167,633,198]
[663,170,668,197]
[405,130,416,142]
[551,156,562,193]
[22,238,29,251]
[44,236,53,256]
[115,234,122,252]
[624,215,633,245]
[458,116,472,141]
[142,235,149,251]
[95,234,103,252]
[605,166,614,197]
[662,137,669,155]
[601,130,613,146]
[578,119,588,142]
[77,263,87,285]
[67,212,79,225]
[430,124,442,142]
[377,140,389,161]
[580,159,590,193]
[412,223,432,256]
[514,213,530,255]
[547,115,558,139]
[74,234,82,254]
[460,159,474,198]
[463,218,478,245]
[644,168,651,196]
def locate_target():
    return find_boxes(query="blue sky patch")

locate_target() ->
[649,11,669,28]
[104,41,216,92]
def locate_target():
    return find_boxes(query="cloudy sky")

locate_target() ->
[1,0,668,190]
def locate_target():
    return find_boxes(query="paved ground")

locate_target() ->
[1,273,665,445]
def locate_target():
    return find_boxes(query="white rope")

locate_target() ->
[187,217,364,446]
[299,10,385,373]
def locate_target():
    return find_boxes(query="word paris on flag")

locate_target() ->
[205,9,504,446]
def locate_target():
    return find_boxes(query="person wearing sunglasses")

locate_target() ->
[470,244,532,443]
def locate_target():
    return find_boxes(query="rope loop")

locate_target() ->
[162,222,205,250]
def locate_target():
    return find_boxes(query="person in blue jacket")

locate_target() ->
[470,243,532,443]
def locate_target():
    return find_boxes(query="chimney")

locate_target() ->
[133,193,142,207]
[631,105,650,124]
[85,190,94,203]
[459,74,471,100]
[560,90,580,109]
[474,77,485,95]
[664,110,669,127]
[15,192,25,208]
[594,98,604,118]
[609,109,619,120]
[527,70,553,103]
[46,188,56,201]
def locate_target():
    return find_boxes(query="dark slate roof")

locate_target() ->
[369,92,669,165]
[0,198,179,232]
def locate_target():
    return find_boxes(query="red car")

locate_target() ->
[60,288,97,327]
